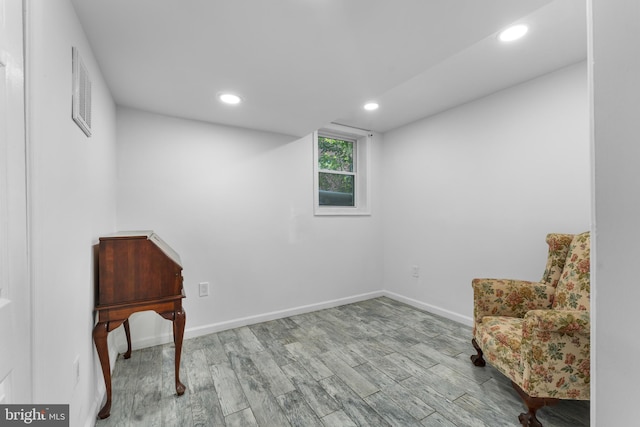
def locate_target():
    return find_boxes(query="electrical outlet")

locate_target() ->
[411,265,420,278]
[199,282,209,297]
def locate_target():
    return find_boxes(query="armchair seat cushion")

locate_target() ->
[476,316,524,385]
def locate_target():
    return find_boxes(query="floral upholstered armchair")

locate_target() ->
[470,232,590,427]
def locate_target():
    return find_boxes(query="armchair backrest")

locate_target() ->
[540,233,575,287]
[552,231,590,311]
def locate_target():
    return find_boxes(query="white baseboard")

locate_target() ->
[383,291,473,327]
[129,290,386,350]
[100,289,472,353]
[126,290,473,350]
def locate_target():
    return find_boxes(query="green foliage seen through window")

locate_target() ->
[318,136,355,206]
[318,137,353,172]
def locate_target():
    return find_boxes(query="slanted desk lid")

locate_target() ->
[100,230,182,267]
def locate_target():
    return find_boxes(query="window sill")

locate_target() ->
[314,207,371,216]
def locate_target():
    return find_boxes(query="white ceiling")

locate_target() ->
[70,0,586,137]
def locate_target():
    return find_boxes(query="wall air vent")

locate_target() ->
[72,47,92,137]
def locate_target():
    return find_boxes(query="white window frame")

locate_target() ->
[313,123,372,216]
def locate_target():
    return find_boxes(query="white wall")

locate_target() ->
[381,62,591,324]
[590,0,640,424]
[27,0,118,425]
[115,108,384,347]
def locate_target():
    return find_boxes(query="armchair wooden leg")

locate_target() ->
[470,338,486,367]
[512,382,559,427]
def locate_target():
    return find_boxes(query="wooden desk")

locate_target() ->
[93,231,186,419]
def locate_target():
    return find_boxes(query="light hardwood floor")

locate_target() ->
[95,297,589,426]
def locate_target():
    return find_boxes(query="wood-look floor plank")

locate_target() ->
[311,310,355,338]
[309,316,357,346]
[454,393,515,427]
[281,362,340,418]
[420,411,458,427]
[448,349,498,384]
[209,359,250,416]
[229,352,292,427]
[373,331,422,354]
[364,390,423,427]
[393,325,439,344]
[380,381,435,421]
[276,390,325,427]
[320,410,358,427]
[130,346,163,426]
[363,313,408,334]
[284,341,334,380]
[428,363,487,396]
[184,348,215,393]
[250,322,297,347]
[249,323,298,366]
[318,351,379,398]
[249,350,296,396]
[329,345,366,368]
[401,376,487,427]
[427,333,471,357]
[348,336,394,360]
[131,390,163,426]
[135,346,162,392]
[319,375,391,427]
[477,376,522,406]
[111,352,141,392]
[537,399,591,427]
[353,362,397,390]
[368,353,413,382]
[199,333,228,365]
[235,326,265,353]
[161,394,194,427]
[385,351,437,380]
[410,364,468,402]
[189,387,226,427]
[225,408,259,427]
[325,308,373,338]
[403,344,443,368]
[289,322,328,341]
[216,329,237,346]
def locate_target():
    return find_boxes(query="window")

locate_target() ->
[313,124,371,215]
[318,135,355,207]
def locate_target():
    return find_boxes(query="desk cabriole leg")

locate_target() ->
[174,308,186,396]
[93,322,112,419]
[123,319,132,359]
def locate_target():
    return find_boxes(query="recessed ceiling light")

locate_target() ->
[219,93,242,105]
[498,24,528,42]
[364,102,379,111]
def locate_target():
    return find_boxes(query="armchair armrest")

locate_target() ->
[472,278,555,325]
[520,309,590,399]
[523,309,590,335]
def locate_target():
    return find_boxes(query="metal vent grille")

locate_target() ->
[72,47,92,137]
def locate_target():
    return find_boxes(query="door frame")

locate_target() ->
[0,0,33,404]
